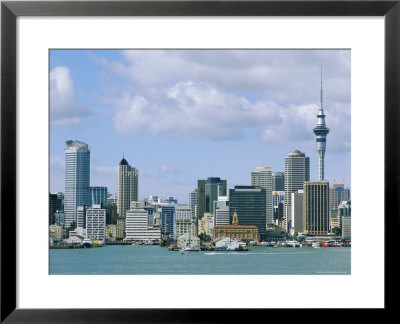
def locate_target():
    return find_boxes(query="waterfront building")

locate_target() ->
[291,190,304,234]
[251,166,273,225]
[272,172,285,191]
[329,184,350,210]
[49,193,62,225]
[175,205,195,239]
[117,157,139,238]
[284,149,310,231]
[214,196,230,226]
[116,217,125,240]
[106,224,117,241]
[229,186,267,238]
[212,211,259,242]
[89,186,108,207]
[313,67,330,181]
[64,140,90,228]
[338,200,351,240]
[86,204,106,243]
[198,213,214,237]
[189,189,198,218]
[125,208,161,242]
[342,216,351,240]
[197,177,227,219]
[303,181,329,235]
[49,225,63,241]
[161,204,176,240]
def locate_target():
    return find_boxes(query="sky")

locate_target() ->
[50,49,351,204]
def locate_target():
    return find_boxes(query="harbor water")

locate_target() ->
[49,245,351,275]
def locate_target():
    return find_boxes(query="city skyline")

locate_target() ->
[50,49,351,203]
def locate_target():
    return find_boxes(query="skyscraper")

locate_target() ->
[303,181,329,235]
[229,186,267,239]
[189,189,198,218]
[197,177,227,219]
[284,150,310,231]
[64,140,90,228]
[117,157,139,238]
[313,67,330,181]
[251,166,273,225]
[272,172,285,191]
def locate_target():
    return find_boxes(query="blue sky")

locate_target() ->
[50,49,351,204]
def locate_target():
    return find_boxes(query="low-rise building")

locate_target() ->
[86,205,106,243]
[212,211,259,242]
[49,225,63,241]
[126,208,161,242]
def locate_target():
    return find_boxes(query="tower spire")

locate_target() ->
[313,65,329,181]
[320,64,323,111]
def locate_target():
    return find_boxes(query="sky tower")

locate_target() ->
[313,66,330,181]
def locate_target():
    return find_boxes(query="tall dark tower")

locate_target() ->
[313,66,330,181]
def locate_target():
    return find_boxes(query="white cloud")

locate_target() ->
[94,49,350,151]
[50,66,91,126]
[112,81,280,140]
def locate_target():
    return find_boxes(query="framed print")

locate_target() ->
[1,0,398,322]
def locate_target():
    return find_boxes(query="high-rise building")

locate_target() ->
[86,204,106,243]
[291,190,304,234]
[272,172,285,191]
[189,189,198,218]
[116,157,139,238]
[89,186,108,207]
[161,204,176,240]
[313,67,330,181]
[174,205,195,239]
[125,208,160,242]
[64,140,90,228]
[213,196,230,226]
[197,177,227,219]
[284,150,310,231]
[49,193,62,225]
[303,181,329,235]
[251,166,273,225]
[329,184,350,210]
[229,186,267,239]
[338,200,351,240]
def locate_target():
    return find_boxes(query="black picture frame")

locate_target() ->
[1,0,398,322]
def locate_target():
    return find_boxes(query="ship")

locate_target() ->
[81,238,92,248]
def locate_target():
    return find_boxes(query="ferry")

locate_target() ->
[81,239,92,248]
[179,244,201,254]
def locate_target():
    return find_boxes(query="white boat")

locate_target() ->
[179,245,201,254]
[312,242,320,248]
